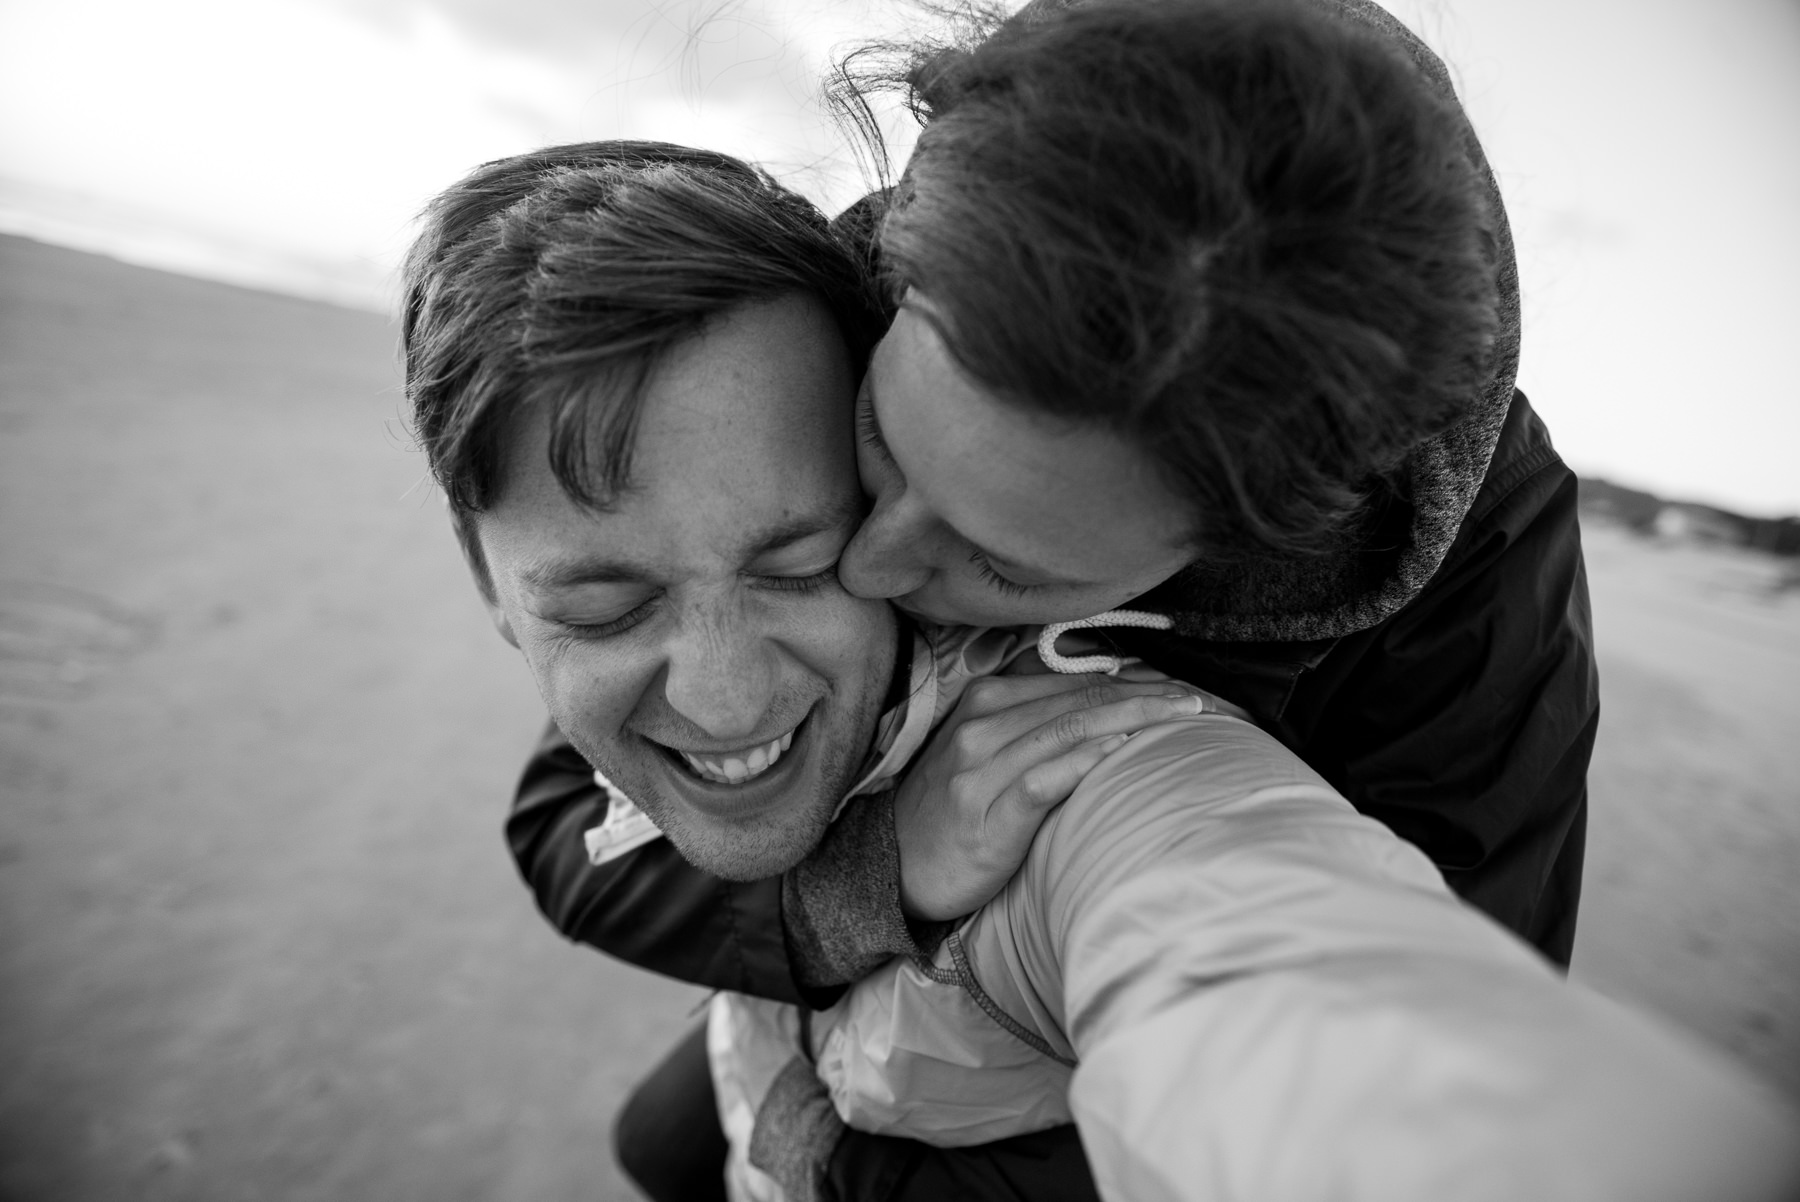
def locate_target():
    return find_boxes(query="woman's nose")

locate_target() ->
[837,488,937,600]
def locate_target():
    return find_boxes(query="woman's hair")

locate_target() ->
[834,0,1502,559]
[403,141,885,516]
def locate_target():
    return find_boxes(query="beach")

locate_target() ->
[1,233,1795,1199]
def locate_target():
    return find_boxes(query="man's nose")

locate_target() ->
[837,486,937,600]
[660,598,779,742]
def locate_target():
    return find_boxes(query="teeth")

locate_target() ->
[678,728,796,786]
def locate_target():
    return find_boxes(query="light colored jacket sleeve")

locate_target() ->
[983,713,1800,1202]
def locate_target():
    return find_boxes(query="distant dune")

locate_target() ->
[1,233,1795,1200]
[1580,478,1800,558]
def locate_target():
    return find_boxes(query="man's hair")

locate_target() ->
[403,141,885,524]
[837,0,1502,560]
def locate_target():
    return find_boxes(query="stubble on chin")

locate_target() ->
[653,788,839,882]
[585,726,870,882]
[571,619,900,881]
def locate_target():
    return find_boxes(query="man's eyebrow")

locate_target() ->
[518,499,863,591]
[745,495,865,560]
[518,558,647,591]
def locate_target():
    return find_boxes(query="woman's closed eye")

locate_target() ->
[855,389,896,466]
[968,549,1037,598]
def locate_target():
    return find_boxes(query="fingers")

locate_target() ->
[1006,732,1133,816]
[956,673,1199,737]
[952,677,1201,756]
[1029,689,1205,755]
[892,672,1225,922]
[978,690,1208,813]
[976,659,1249,723]
[957,671,1144,715]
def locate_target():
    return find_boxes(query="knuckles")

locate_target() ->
[962,677,1012,711]
[1077,683,1120,710]
[946,721,988,762]
[1016,764,1059,807]
[1048,708,1090,748]
[945,766,988,807]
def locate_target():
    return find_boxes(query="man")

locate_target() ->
[403,141,1800,1202]
[403,143,898,886]
[404,141,1183,904]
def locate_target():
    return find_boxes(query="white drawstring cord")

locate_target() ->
[1037,609,1175,675]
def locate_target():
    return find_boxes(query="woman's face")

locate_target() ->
[837,297,1195,627]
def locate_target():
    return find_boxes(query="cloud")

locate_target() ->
[0,0,920,305]
[19,0,1790,510]
[0,0,584,261]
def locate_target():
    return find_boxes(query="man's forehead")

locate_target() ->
[485,295,861,578]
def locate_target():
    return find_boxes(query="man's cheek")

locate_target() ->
[519,637,626,738]
[822,600,897,682]
[514,631,573,708]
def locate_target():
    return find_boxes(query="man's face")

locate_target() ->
[471,295,898,880]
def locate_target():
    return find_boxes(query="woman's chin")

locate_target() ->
[892,590,1017,628]
[892,586,1095,630]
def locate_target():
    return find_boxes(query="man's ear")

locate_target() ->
[447,504,520,650]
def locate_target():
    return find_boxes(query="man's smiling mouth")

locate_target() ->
[668,727,798,786]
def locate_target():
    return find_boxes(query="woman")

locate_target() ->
[510,0,1598,1196]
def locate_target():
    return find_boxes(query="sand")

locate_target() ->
[0,236,701,1202]
[1,234,1795,1200]
[1571,523,1800,1093]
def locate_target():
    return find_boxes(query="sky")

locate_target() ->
[0,0,1796,514]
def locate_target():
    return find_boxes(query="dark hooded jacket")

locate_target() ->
[503,1,1599,1197]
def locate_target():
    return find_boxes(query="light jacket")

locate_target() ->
[722,713,1800,1202]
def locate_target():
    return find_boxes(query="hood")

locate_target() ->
[1144,0,1520,644]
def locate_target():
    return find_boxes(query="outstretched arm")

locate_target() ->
[1019,717,1798,1202]
[807,711,1796,1200]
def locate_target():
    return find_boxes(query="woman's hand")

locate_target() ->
[893,672,1220,921]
